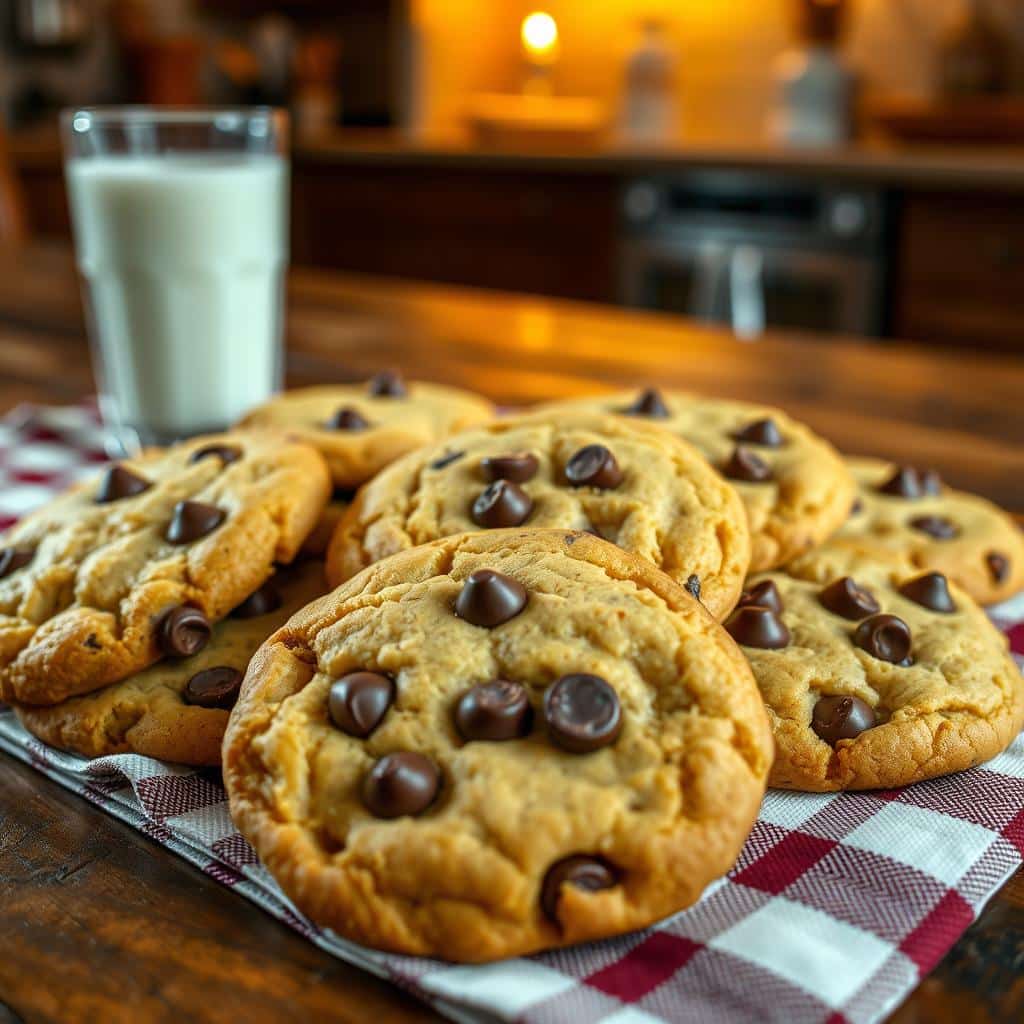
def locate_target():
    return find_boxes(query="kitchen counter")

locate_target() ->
[293,134,1024,191]
[11,126,1024,190]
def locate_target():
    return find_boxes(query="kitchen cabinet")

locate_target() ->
[893,190,1024,354]
[292,162,618,303]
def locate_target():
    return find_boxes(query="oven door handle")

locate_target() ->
[692,242,729,322]
[729,244,765,340]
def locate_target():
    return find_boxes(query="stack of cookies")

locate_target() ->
[2,373,1021,964]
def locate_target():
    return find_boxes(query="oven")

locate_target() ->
[619,171,887,338]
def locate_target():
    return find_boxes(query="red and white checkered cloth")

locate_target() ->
[2,403,1023,1024]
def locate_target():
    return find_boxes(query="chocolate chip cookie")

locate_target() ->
[789,457,1024,606]
[15,560,327,766]
[0,433,330,706]
[326,411,752,620]
[725,559,1024,791]
[237,373,494,487]
[224,529,773,961]
[538,388,855,571]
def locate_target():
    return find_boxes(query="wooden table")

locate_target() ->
[0,242,1021,1023]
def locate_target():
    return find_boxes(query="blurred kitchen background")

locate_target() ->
[3,0,1024,352]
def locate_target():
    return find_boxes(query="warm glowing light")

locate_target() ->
[521,11,559,60]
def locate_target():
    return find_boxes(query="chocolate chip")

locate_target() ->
[723,446,772,483]
[910,515,958,540]
[481,451,539,483]
[333,486,358,503]
[165,501,226,545]
[811,695,876,745]
[183,666,243,709]
[621,388,669,419]
[725,605,790,648]
[544,674,622,754]
[367,370,407,398]
[231,580,282,619]
[819,577,880,620]
[327,407,369,431]
[987,551,1010,583]
[878,466,942,499]
[685,574,701,601]
[733,418,783,447]
[541,856,617,921]
[853,614,912,664]
[430,450,465,470]
[454,569,528,627]
[738,580,784,614]
[850,497,863,516]
[190,444,242,465]
[95,465,152,503]
[877,466,920,498]
[898,572,957,613]
[0,546,34,580]
[362,752,439,818]
[157,606,211,658]
[471,480,533,528]
[565,445,623,489]
[329,671,395,738]
[455,679,532,741]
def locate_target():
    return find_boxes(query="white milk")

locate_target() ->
[66,154,287,442]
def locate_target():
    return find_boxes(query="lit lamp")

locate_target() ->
[521,11,559,96]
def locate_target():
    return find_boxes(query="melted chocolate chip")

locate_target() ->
[95,465,152,504]
[157,606,211,658]
[541,856,617,921]
[327,407,369,431]
[231,580,282,619]
[853,614,912,664]
[454,570,528,627]
[621,387,669,419]
[723,446,772,483]
[165,501,226,545]
[471,479,533,528]
[733,418,783,448]
[898,572,957,613]
[910,515,958,540]
[878,466,942,499]
[455,679,533,741]
[190,444,242,465]
[738,580,784,615]
[367,370,407,398]
[544,674,622,754]
[0,546,34,580]
[362,752,439,818]
[811,695,876,745]
[430,450,465,470]
[481,451,540,483]
[183,666,243,709]
[850,497,863,516]
[685,574,701,601]
[329,671,395,738]
[819,577,880,621]
[987,551,1010,583]
[565,445,624,489]
[725,605,790,649]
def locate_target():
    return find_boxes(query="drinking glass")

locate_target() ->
[61,107,289,452]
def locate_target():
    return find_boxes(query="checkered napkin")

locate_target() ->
[2,403,1023,1024]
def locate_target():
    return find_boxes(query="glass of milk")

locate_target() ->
[61,108,289,451]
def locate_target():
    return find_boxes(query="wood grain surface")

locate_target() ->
[0,241,1021,1023]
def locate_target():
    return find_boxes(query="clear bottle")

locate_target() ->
[619,18,677,146]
